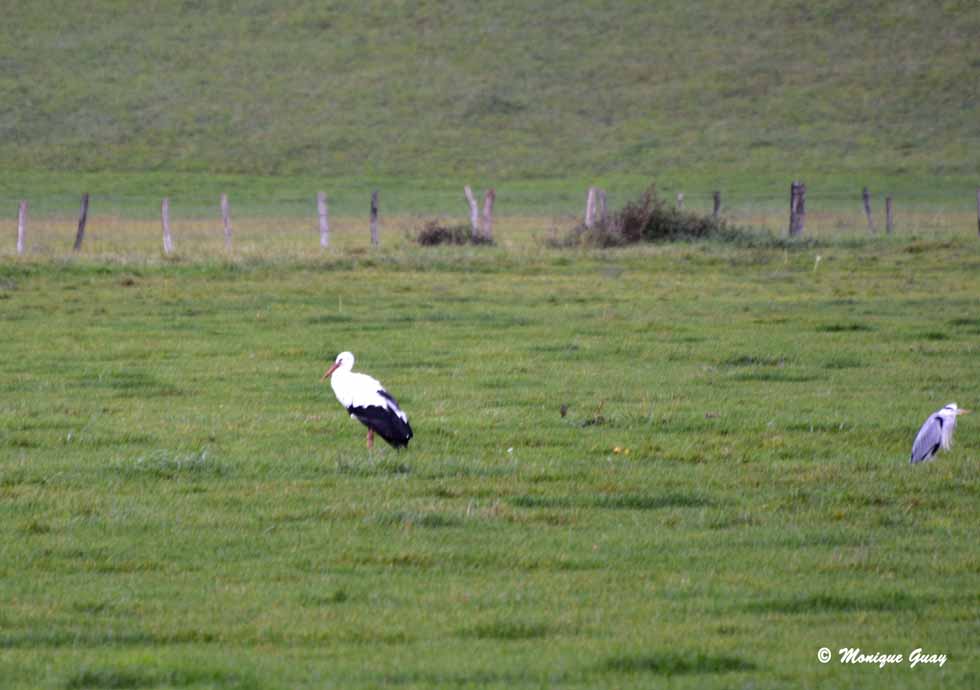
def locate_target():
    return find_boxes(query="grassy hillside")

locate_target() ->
[0,0,977,203]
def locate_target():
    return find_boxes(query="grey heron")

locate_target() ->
[909,403,969,464]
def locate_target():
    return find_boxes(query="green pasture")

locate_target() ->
[1,233,978,688]
[1,1,978,198]
[3,0,977,685]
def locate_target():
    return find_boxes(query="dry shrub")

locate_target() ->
[550,185,752,248]
[415,221,495,246]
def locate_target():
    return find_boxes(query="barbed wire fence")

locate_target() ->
[3,185,978,257]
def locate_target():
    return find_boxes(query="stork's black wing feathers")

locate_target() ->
[348,404,413,448]
[377,389,399,406]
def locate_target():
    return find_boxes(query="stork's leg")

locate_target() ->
[367,428,374,449]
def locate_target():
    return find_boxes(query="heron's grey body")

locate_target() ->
[910,403,965,464]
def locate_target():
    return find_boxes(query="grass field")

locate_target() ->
[2,1,978,686]
[1,228,978,688]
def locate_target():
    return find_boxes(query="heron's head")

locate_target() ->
[943,403,970,416]
[321,351,355,381]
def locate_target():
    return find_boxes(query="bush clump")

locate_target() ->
[416,221,495,246]
[551,185,758,248]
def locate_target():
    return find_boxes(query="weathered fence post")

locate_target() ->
[463,186,480,236]
[585,187,597,228]
[862,187,875,233]
[317,192,329,248]
[481,189,496,240]
[712,190,721,218]
[788,181,806,237]
[16,201,27,255]
[788,182,799,236]
[596,189,607,225]
[161,197,173,255]
[676,192,684,210]
[220,193,232,250]
[797,183,807,236]
[72,193,90,251]
[885,196,894,234]
[370,191,379,246]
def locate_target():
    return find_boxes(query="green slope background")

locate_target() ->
[0,0,977,208]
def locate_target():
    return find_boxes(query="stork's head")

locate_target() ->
[321,351,355,381]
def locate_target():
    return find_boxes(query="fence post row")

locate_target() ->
[317,192,329,248]
[221,193,232,250]
[14,187,980,252]
[370,191,379,246]
[16,200,27,255]
[161,197,173,255]
[72,193,90,251]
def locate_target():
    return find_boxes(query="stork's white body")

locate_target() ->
[323,352,412,448]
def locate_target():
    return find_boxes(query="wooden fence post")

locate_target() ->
[463,186,480,236]
[161,197,173,255]
[16,200,27,255]
[220,193,232,249]
[788,182,799,236]
[797,183,807,236]
[862,187,875,233]
[885,196,894,234]
[788,181,806,237]
[596,189,607,225]
[72,193,90,251]
[317,192,329,248]
[585,187,597,228]
[712,190,721,218]
[370,191,379,246]
[976,188,979,236]
[481,189,496,240]
[676,192,684,210]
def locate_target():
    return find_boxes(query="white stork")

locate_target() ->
[909,403,969,464]
[321,351,413,449]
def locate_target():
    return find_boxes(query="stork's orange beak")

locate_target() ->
[320,362,340,382]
